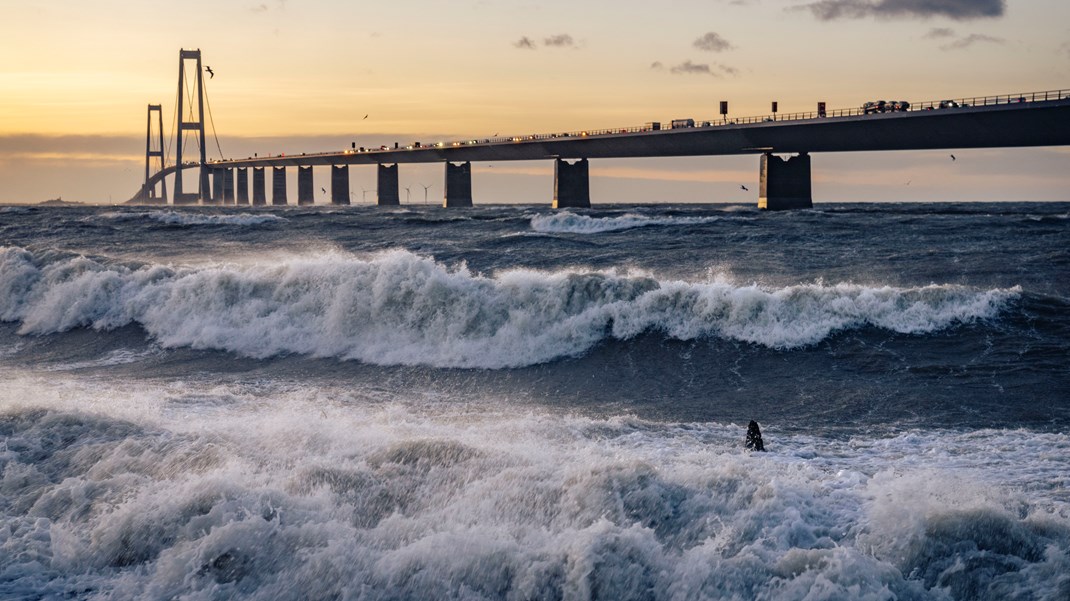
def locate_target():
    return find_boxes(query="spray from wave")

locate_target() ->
[530,211,720,234]
[0,246,1018,368]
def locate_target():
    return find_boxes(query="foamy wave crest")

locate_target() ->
[96,211,287,226]
[530,211,719,234]
[0,246,1019,368]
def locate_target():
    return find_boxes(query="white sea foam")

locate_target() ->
[95,211,287,226]
[0,374,1067,600]
[530,211,720,234]
[0,246,1020,368]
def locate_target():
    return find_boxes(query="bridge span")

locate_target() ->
[136,80,1070,209]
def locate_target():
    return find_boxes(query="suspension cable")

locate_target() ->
[202,76,225,160]
[165,69,180,169]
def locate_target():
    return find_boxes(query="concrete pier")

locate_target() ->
[553,158,591,209]
[759,153,812,210]
[236,168,249,205]
[210,169,224,204]
[443,162,473,207]
[298,166,315,205]
[331,165,350,205]
[377,164,400,206]
[223,168,235,204]
[272,167,287,206]
[252,167,266,205]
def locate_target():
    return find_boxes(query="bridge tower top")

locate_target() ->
[174,49,208,203]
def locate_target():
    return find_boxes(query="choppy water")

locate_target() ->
[1,202,1068,600]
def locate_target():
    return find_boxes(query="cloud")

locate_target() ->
[693,32,734,52]
[543,34,576,48]
[667,60,738,77]
[797,0,1005,21]
[514,34,578,49]
[923,27,955,39]
[941,33,1005,50]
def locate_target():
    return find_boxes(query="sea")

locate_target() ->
[0,202,1068,600]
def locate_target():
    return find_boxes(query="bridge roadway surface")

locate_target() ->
[144,95,1070,191]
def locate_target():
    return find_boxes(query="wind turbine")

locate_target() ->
[362,188,374,203]
[404,186,411,203]
[419,183,433,204]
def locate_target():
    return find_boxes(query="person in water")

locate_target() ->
[746,420,766,452]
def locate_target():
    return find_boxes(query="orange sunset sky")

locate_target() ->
[1,0,1068,204]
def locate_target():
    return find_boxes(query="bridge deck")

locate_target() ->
[219,97,1070,168]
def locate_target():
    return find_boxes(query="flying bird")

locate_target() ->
[205,66,214,78]
[740,185,749,192]
[321,187,326,194]
[950,154,956,161]
[363,114,368,120]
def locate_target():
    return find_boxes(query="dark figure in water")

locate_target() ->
[746,420,766,452]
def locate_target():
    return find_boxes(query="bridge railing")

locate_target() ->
[457,88,1070,146]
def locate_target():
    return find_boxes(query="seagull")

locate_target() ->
[740,185,749,191]
[321,187,326,194]
[205,66,214,79]
[363,114,368,120]
[950,154,956,161]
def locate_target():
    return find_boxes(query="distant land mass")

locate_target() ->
[37,198,83,206]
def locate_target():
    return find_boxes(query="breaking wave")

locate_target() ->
[0,393,1067,601]
[0,246,1019,368]
[95,211,287,227]
[530,211,720,234]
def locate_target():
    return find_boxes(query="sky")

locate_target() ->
[1,0,1068,205]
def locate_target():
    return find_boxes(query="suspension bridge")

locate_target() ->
[135,49,1070,210]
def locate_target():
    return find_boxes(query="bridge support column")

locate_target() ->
[272,167,288,206]
[377,164,400,206]
[253,167,267,205]
[759,153,812,210]
[236,168,249,205]
[199,167,211,204]
[552,158,591,209]
[443,162,473,208]
[331,165,350,205]
[223,169,235,204]
[297,166,315,205]
[210,168,224,205]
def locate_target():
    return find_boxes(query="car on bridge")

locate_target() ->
[862,100,910,114]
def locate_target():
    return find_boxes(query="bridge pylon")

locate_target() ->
[139,104,167,203]
[174,49,209,204]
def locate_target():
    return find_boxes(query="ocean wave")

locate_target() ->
[0,246,1019,368]
[0,397,1066,601]
[530,211,720,234]
[95,211,287,227]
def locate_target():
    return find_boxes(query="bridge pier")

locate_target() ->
[331,165,350,205]
[298,166,315,205]
[272,167,288,206]
[759,153,813,210]
[443,162,473,207]
[252,167,267,205]
[209,168,224,205]
[236,168,249,205]
[553,158,591,209]
[223,168,235,204]
[377,164,400,206]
